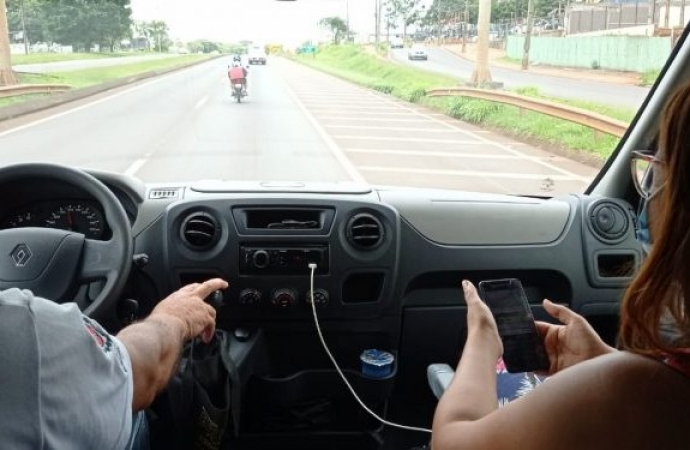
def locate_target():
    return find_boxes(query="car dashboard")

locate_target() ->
[0,171,642,448]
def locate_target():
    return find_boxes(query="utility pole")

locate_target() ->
[471,0,493,84]
[462,0,469,52]
[20,0,28,54]
[522,0,535,70]
[0,0,17,85]
[375,0,380,44]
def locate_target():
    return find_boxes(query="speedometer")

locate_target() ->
[44,202,105,239]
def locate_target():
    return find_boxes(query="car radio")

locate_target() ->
[240,245,329,274]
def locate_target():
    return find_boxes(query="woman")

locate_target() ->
[431,84,690,449]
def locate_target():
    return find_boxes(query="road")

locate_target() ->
[14,54,175,73]
[390,47,650,110]
[0,57,598,196]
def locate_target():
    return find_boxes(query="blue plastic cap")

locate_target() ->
[360,349,395,379]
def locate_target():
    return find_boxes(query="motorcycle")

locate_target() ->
[232,82,244,103]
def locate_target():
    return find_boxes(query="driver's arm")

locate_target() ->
[116,278,227,411]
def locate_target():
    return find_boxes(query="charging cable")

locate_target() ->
[308,263,432,434]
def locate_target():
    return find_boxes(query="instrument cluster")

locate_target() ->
[0,200,106,240]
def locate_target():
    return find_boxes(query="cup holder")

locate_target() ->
[244,367,396,434]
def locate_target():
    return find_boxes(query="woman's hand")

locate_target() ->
[536,300,616,375]
[463,280,503,361]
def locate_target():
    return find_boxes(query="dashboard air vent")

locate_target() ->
[346,213,384,250]
[181,212,219,249]
[590,202,629,243]
[150,189,180,200]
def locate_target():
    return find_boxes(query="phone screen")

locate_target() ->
[477,279,549,373]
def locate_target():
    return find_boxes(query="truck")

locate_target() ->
[248,45,267,65]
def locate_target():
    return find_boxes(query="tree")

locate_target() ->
[6,0,49,49]
[0,0,17,85]
[387,0,426,41]
[148,20,170,52]
[318,16,349,45]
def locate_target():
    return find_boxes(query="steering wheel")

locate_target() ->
[0,163,132,321]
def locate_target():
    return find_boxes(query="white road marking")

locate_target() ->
[194,96,209,110]
[124,158,148,176]
[332,135,483,144]
[282,80,367,184]
[319,117,434,123]
[346,148,526,159]
[307,105,406,111]
[359,166,583,181]
[327,124,472,133]
[0,64,208,139]
[370,94,592,182]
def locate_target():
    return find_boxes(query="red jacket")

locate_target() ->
[229,66,246,81]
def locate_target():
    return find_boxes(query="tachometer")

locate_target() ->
[2,210,40,228]
[44,202,105,239]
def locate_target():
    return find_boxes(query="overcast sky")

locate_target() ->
[130,0,386,46]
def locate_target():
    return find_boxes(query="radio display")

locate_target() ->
[239,245,329,275]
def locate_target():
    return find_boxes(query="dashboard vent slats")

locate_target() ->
[150,189,180,200]
[590,202,629,243]
[346,213,384,250]
[181,212,219,250]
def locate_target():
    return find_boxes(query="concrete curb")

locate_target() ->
[0,55,222,122]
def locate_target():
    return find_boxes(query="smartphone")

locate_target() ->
[477,278,549,373]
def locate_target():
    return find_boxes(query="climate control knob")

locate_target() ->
[272,288,298,308]
[306,289,329,306]
[239,288,262,306]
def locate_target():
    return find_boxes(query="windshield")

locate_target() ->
[0,0,672,196]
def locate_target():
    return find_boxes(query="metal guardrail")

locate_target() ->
[0,84,71,99]
[426,87,629,138]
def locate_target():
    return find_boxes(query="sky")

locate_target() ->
[129,0,385,46]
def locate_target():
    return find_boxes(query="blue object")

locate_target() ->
[360,349,394,378]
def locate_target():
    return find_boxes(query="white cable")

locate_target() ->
[308,263,432,434]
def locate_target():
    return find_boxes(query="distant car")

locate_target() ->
[390,38,404,49]
[248,51,267,65]
[407,45,428,61]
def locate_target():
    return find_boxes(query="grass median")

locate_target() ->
[16,54,212,88]
[293,45,634,165]
[11,52,132,65]
[1,54,215,110]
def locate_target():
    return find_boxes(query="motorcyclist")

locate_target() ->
[228,55,248,96]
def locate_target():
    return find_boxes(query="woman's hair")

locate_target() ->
[619,82,690,355]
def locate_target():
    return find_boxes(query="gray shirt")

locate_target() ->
[0,288,133,449]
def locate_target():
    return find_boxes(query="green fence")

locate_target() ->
[505,35,672,72]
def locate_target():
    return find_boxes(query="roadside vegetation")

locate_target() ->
[11,52,131,65]
[0,55,213,110]
[19,54,210,88]
[293,45,633,164]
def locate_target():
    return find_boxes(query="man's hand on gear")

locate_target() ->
[149,278,228,343]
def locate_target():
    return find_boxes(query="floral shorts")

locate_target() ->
[495,358,546,407]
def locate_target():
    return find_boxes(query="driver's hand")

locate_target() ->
[535,299,616,375]
[149,278,228,343]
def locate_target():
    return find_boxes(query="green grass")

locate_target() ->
[640,69,661,86]
[0,93,51,108]
[1,55,213,110]
[293,45,629,163]
[295,45,462,102]
[11,52,132,65]
[16,54,212,89]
